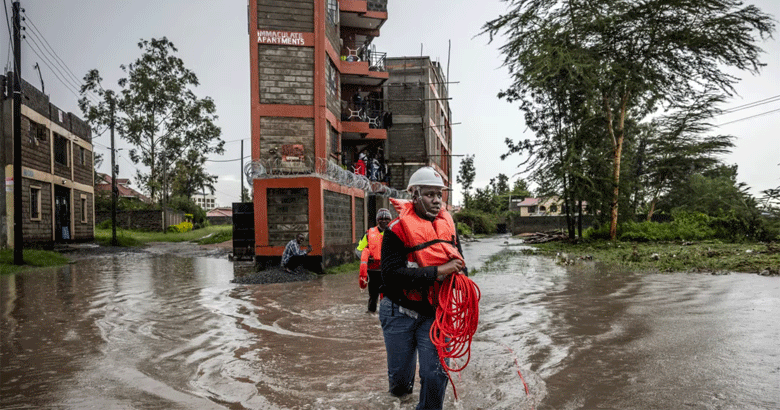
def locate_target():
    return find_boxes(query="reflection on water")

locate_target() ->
[1,238,778,409]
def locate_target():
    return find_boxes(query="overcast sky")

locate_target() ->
[3,0,778,207]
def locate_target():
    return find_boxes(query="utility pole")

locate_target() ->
[13,1,23,265]
[240,140,244,202]
[109,93,118,246]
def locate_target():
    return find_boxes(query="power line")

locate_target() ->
[24,27,82,93]
[206,155,250,163]
[22,12,84,89]
[718,107,780,127]
[22,37,82,98]
[721,94,780,114]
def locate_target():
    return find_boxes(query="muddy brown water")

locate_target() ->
[1,236,778,409]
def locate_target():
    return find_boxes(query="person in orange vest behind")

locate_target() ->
[379,166,467,409]
[356,208,392,312]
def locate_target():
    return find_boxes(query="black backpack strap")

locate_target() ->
[405,235,456,253]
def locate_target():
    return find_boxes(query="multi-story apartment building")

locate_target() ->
[0,75,94,247]
[248,0,390,269]
[384,56,454,207]
[192,191,217,210]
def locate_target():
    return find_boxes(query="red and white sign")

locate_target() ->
[257,30,310,46]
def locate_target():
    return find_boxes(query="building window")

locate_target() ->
[326,0,339,25]
[54,133,69,166]
[28,120,47,145]
[81,195,88,223]
[80,147,86,165]
[30,186,41,221]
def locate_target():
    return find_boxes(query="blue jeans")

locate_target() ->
[379,298,448,410]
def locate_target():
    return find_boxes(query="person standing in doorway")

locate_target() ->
[356,208,392,312]
[379,167,467,409]
[281,233,311,273]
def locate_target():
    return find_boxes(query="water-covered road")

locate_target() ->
[1,236,778,409]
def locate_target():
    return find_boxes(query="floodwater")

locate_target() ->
[1,236,778,410]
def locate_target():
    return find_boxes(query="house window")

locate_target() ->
[54,133,69,166]
[80,147,86,165]
[550,204,558,213]
[528,206,537,214]
[81,195,88,223]
[28,120,47,145]
[30,186,41,221]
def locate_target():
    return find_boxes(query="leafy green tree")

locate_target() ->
[80,37,225,206]
[483,0,774,240]
[170,150,217,199]
[510,179,532,198]
[635,95,735,220]
[456,154,476,208]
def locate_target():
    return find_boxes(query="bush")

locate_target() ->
[96,219,113,229]
[454,209,498,234]
[168,221,194,233]
[457,222,473,237]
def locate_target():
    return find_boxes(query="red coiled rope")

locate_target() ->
[429,272,481,400]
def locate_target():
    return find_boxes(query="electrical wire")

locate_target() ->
[718,107,780,127]
[23,12,84,90]
[206,155,250,163]
[720,94,780,114]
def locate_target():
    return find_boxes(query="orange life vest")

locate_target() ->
[390,201,465,303]
[360,226,383,273]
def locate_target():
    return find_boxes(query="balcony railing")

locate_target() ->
[342,46,387,73]
[341,97,390,129]
[367,0,387,12]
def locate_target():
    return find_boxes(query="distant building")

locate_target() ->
[206,206,232,225]
[0,74,95,246]
[384,56,454,207]
[193,192,217,210]
[513,196,586,216]
[95,173,151,203]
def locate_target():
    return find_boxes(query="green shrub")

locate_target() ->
[96,219,113,229]
[454,209,498,234]
[457,222,473,237]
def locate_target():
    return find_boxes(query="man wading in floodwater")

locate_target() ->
[379,167,467,409]
[356,208,393,312]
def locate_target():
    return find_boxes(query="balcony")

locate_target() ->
[339,0,388,31]
[340,46,388,86]
[340,96,389,140]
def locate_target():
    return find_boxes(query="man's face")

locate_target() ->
[414,186,443,218]
[296,234,305,245]
[377,216,391,231]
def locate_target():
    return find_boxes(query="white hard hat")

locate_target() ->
[407,166,446,191]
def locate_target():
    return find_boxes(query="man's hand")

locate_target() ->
[437,258,464,281]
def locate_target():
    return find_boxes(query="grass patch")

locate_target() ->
[196,228,233,245]
[530,240,780,274]
[0,249,71,275]
[95,225,233,247]
[325,260,361,274]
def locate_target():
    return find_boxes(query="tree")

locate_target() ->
[80,37,224,206]
[510,179,532,198]
[456,155,476,192]
[635,94,735,220]
[483,0,775,239]
[170,150,217,199]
